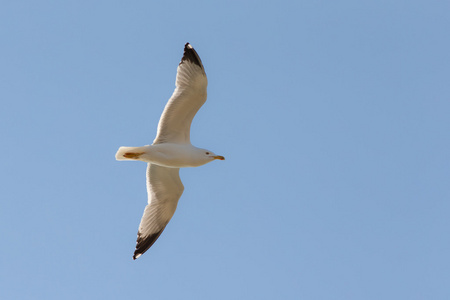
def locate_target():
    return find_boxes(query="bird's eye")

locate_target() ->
[206,152,210,155]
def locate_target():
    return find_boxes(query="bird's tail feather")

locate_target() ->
[115,146,148,161]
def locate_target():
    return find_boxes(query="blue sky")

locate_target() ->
[1,1,449,299]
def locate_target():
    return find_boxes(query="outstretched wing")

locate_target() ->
[153,43,208,145]
[133,163,184,259]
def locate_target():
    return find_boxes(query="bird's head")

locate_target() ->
[194,148,225,166]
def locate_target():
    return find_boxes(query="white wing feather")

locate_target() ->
[153,43,208,145]
[133,163,184,259]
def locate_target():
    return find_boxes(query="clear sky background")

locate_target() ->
[1,1,449,299]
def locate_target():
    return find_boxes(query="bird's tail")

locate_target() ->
[115,146,148,161]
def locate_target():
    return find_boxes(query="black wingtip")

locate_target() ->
[132,227,166,260]
[180,42,204,69]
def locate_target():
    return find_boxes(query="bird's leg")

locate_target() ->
[123,152,145,159]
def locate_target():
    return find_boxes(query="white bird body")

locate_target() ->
[116,143,221,168]
[115,43,224,260]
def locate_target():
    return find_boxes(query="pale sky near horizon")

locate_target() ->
[1,1,450,299]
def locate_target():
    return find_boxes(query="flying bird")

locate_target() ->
[116,43,224,260]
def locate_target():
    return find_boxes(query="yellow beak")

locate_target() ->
[214,155,225,160]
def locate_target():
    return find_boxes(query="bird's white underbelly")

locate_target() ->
[146,144,203,167]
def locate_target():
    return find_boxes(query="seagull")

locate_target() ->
[116,43,224,260]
